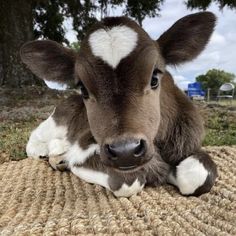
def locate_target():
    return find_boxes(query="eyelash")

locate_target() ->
[151,68,161,89]
[77,81,89,99]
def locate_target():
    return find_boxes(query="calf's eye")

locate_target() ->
[77,81,89,99]
[151,68,160,89]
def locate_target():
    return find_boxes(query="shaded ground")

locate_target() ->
[1,86,236,162]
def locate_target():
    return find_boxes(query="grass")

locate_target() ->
[212,99,236,106]
[0,118,39,161]
[202,104,236,146]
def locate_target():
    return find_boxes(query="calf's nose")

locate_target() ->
[104,139,147,170]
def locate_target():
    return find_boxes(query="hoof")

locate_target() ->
[49,156,69,171]
[56,160,69,171]
[39,155,49,161]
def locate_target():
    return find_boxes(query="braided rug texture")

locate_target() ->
[0,146,235,236]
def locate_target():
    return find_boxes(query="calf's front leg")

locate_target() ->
[71,167,146,197]
[26,114,72,171]
[70,152,170,197]
[70,155,146,197]
[26,112,69,160]
[167,150,217,196]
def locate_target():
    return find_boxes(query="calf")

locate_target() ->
[21,12,217,197]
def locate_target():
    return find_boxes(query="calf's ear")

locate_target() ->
[20,40,76,83]
[157,12,216,65]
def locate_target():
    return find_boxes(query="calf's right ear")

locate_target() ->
[20,40,76,83]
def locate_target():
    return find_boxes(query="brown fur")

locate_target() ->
[157,72,205,165]
[21,12,217,195]
[20,40,76,83]
[52,95,95,150]
[158,12,216,65]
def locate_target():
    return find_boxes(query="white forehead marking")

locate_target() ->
[89,25,138,68]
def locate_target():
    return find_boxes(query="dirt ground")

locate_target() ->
[0,86,236,162]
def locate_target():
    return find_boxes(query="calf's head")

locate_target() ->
[21,12,215,171]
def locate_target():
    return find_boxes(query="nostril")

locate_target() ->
[134,139,146,157]
[105,144,118,161]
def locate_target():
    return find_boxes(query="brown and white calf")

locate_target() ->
[21,12,217,197]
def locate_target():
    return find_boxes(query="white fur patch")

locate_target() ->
[89,25,138,68]
[26,115,67,159]
[71,167,110,189]
[113,179,144,197]
[170,156,208,195]
[26,140,48,159]
[44,80,67,91]
[48,138,70,156]
[26,112,99,169]
[67,143,99,167]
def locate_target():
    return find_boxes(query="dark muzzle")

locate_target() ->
[103,138,147,170]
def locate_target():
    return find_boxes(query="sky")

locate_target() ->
[61,0,236,90]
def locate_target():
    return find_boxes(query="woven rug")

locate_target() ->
[0,146,235,235]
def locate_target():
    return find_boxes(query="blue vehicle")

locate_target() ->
[187,82,205,100]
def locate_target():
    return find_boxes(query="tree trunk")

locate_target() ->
[0,0,38,87]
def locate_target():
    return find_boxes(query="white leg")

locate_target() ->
[48,141,99,171]
[48,138,70,156]
[71,166,144,197]
[48,138,71,170]
[26,138,49,159]
[167,154,217,196]
[26,115,67,159]
[71,166,110,189]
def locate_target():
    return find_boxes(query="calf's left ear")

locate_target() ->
[157,12,216,65]
[20,40,76,83]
